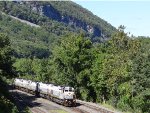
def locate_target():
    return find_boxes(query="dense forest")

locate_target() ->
[0,1,150,113]
[1,26,150,113]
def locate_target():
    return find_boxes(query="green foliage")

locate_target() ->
[87,26,148,112]
[12,26,149,113]
[9,26,149,113]
[0,33,13,77]
[22,107,31,113]
[1,1,149,113]
[0,2,149,111]
[13,58,50,82]
[0,95,19,113]
[90,44,109,103]
[0,77,19,113]
[0,12,57,58]
[49,34,95,100]
[0,1,116,40]
[0,33,19,113]
[48,1,116,36]
[131,53,150,113]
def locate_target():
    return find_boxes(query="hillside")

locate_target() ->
[0,12,58,58]
[0,1,116,42]
[0,1,117,58]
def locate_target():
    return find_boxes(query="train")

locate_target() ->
[13,78,76,106]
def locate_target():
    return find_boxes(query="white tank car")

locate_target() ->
[39,82,49,94]
[28,80,37,91]
[14,78,37,92]
[21,79,29,89]
[14,78,21,87]
[14,78,27,88]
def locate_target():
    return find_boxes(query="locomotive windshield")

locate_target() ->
[64,87,74,92]
[69,87,73,92]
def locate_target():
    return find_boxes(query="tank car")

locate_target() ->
[14,78,39,95]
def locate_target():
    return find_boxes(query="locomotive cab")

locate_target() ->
[63,87,76,106]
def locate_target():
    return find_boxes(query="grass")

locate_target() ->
[101,103,116,111]
[50,109,68,113]
[100,103,132,113]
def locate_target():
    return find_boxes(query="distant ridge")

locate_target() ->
[0,1,117,42]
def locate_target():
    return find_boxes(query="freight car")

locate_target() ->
[13,78,76,106]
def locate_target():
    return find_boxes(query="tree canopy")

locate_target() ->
[0,33,13,77]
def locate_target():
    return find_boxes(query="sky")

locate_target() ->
[73,1,150,37]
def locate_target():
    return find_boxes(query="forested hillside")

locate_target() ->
[0,12,58,58]
[0,1,149,113]
[0,1,116,42]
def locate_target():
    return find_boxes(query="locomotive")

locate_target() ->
[13,78,76,106]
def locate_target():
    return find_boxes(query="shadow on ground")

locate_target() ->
[9,88,41,112]
[75,102,83,107]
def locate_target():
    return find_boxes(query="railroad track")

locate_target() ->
[11,90,90,113]
[71,107,89,113]
[11,89,80,113]
[10,89,120,113]
[76,100,119,113]
[31,107,47,113]
[80,104,114,113]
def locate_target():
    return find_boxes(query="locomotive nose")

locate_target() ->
[65,92,74,99]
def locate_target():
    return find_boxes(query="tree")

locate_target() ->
[0,33,13,77]
[50,34,95,101]
[90,44,109,103]
[92,26,141,111]
[131,52,150,113]
[0,33,19,113]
